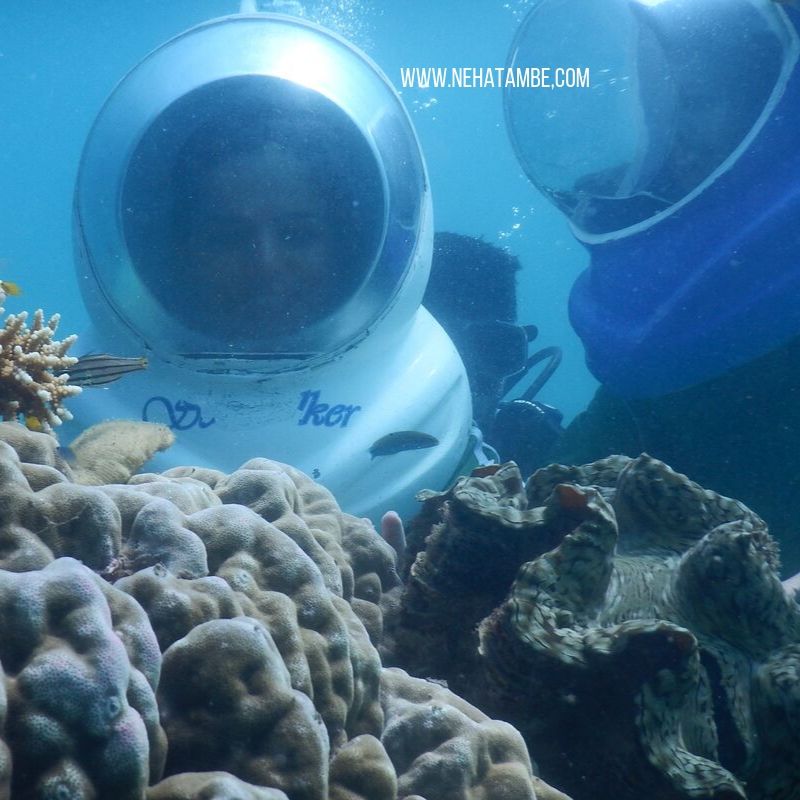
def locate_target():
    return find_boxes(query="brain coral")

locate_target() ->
[392,455,800,800]
[158,617,330,800]
[147,771,289,799]
[0,557,165,799]
[0,422,558,800]
[380,667,556,800]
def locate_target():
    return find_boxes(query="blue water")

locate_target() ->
[0,0,596,424]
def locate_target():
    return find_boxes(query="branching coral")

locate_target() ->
[0,287,81,432]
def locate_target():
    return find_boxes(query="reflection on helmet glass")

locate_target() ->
[504,0,796,237]
[122,76,385,349]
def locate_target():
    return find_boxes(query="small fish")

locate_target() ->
[369,431,440,459]
[59,353,148,387]
[24,415,43,432]
[0,279,22,296]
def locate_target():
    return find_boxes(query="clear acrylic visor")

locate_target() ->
[75,14,426,361]
[504,0,798,239]
[121,75,386,351]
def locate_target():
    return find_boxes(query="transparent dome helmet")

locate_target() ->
[503,0,800,397]
[504,0,799,241]
[75,13,426,366]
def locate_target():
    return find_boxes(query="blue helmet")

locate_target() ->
[505,0,800,397]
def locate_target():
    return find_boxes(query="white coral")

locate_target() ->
[0,293,81,432]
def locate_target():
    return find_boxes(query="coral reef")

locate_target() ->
[328,734,396,800]
[68,420,175,485]
[390,455,800,800]
[0,422,560,800]
[147,772,289,799]
[158,617,330,800]
[0,557,165,798]
[0,286,80,432]
[0,433,121,572]
[380,667,558,800]
[8,414,798,799]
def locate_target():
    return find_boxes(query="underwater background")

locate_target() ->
[0,0,596,424]
[3,4,800,798]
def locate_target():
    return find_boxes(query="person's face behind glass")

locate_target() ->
[175,141,337,339]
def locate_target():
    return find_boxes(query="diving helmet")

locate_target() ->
[505,0,800,397]
[72,12,472,521]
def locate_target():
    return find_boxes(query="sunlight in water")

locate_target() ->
[243,0,377,50]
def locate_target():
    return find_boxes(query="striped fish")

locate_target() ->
[59,353,148,387]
